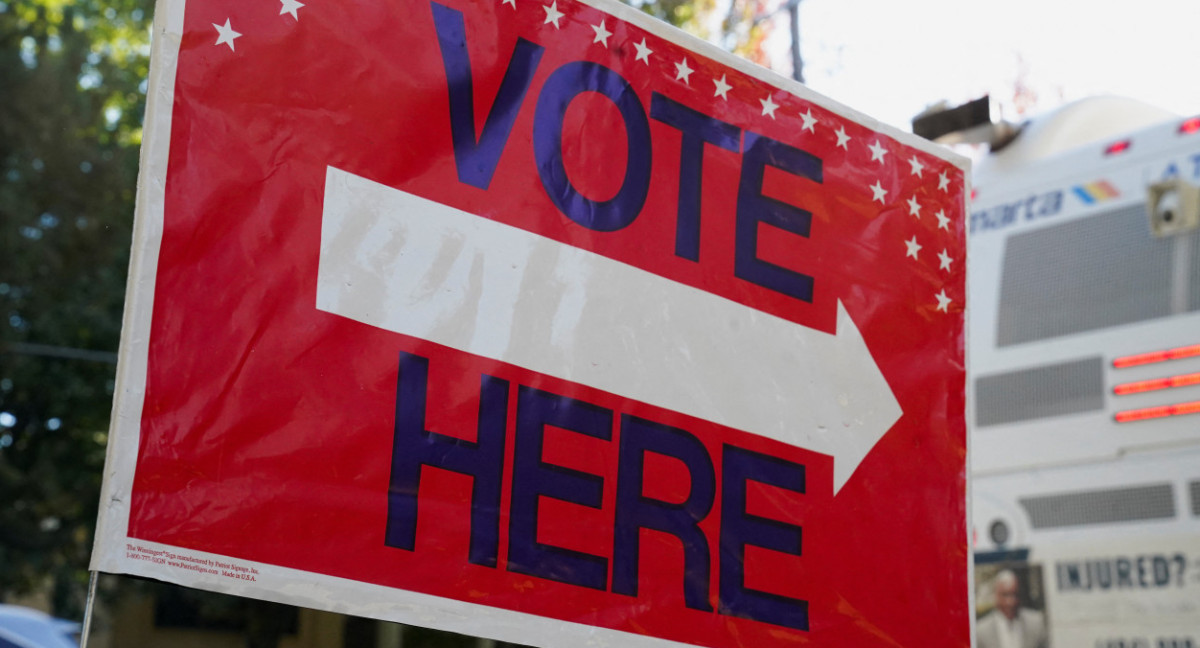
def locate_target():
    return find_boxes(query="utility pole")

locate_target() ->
[787,0,803,83]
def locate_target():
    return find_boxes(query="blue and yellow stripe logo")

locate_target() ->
[1072,180,1120,204]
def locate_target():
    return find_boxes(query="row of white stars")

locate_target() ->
[900,188,956,312]
[877,154,956,313]
[213,0,305,51]
[213,0,952,205]
[902,203,956,312]
[214,0,956,186]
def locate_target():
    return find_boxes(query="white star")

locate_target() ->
[938,171,951,192]
[907,195,921,217]
[213,19,241,51]
[760,95,779,119]
[502,0,516,7]
[935,289,952,312]
[908,155,925,178]
[591,19,611,45]
[674,58,693,84]
[868,140,887,163]
[905,235,922,259]
[835,126,851,149]
[938,249,953,271]
[280,0,304,20]
[634,39,653,64]
[543,1,564,27]
[935,210,950,230]
[870,180,888,204]
[799,109,817,132]
[713,75,731,100]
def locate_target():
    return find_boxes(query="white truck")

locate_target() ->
[918,95,1200,648]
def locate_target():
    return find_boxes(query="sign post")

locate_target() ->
[92,0,972,645]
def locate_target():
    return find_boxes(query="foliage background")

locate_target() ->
[0,0,151,617]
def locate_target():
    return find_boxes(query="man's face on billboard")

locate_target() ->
[995,577,1019,620]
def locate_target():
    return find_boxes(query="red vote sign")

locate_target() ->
[91,0,971,645]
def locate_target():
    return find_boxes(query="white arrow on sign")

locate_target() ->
[316,167,902,494]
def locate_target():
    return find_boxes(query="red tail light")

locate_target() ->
[1113,372,1200,395]
[1180,117,1200,134]
[1115,400,1200,423]
[1104,139,1132,155]
[1112,344,1200,369]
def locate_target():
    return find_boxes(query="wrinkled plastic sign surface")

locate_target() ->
[92,0,971,645]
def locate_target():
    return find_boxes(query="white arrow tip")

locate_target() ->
[827,301,903,494]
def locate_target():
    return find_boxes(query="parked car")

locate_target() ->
[0,605,79,648]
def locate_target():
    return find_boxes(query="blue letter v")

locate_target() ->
[431,2,545,190]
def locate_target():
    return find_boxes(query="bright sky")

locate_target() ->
[757,0,1200,133]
